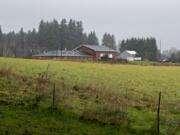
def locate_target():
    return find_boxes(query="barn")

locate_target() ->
[118,50,142,61]
[33,44,118,60]
[75,44,118,60]
[33,50,92,60]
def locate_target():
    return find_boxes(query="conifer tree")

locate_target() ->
[0,26,2,56]
[102,33,116,49]
[119,38,158,61]
[87,31,99,45]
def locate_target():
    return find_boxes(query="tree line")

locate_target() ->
[119,38,158,61]
[169,51,180,62]
[0,19,101,57]
[0,18,159,61]
[162,49,180,63]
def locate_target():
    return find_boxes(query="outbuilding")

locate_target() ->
[118,50,142,61]
[33,44,118,60]
[33,50,92,60]
[75,44,118,60]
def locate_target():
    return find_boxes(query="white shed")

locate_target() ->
[118,50,142,61]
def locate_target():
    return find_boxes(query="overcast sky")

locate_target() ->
[0,0,180,50]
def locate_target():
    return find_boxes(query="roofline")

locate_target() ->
[33,55,91,57]
[33,49,92,57]
[75,44,119,53]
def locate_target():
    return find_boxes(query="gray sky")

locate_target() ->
[0,0,180,50]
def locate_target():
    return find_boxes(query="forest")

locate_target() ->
[0,19,158,61]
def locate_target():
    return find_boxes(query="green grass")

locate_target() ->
[0,58,179,135]
[1,106,132,135]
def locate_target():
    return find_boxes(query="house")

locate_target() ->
[118,50,142,61]
[33,44,118,60]
[75,44,118,60]
[33,50,92,60]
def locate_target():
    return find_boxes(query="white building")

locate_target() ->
[118,50,142,61]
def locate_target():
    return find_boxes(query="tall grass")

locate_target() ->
[0,58,179,134]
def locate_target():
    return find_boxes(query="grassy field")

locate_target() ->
[0,58,179,135]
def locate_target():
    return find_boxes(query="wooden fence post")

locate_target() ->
[52,83,56,109]
[157,92,161,135]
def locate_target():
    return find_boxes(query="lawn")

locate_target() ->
[0,58,179,135]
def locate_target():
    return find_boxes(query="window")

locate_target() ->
[100,53,104,57]
[108,54,113,58]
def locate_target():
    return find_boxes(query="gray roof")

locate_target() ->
[33,50,91,57]
[78,44,118,52]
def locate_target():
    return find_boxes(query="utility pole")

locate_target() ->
[52,83,56,109]
[56,47,58,59]
[14,44,16,58]
[159,40,162,60]
[61,43,62,57]
[22,34,25,58]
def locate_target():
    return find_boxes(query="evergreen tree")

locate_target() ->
[119,38,158,61]
[25,28,38,56]
[102,33,116,49]
[169,51,180,63]
[0,26,2,41]
[38,20,47,50]
[87,31,99,45]
[38,19,60,51]
[7,32,16,57]
[16,28,25,57]
[0,27,2,56]
[119,40,126,52]
[66,19,77,49]
[69,20,84,49]
[59,19,67,50]
[0,19,100,57]
[75,21,84,46]
[51,19,61,50]
[82,33,88,44]
[0,20,159,60]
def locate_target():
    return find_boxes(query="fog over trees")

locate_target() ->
[119,38,158,61]
[0,18,160,61]
[102,33,116,50]
[0,19,99,57]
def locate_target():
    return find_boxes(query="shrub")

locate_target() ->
[80,102,129,126]
[0,66,13,79]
